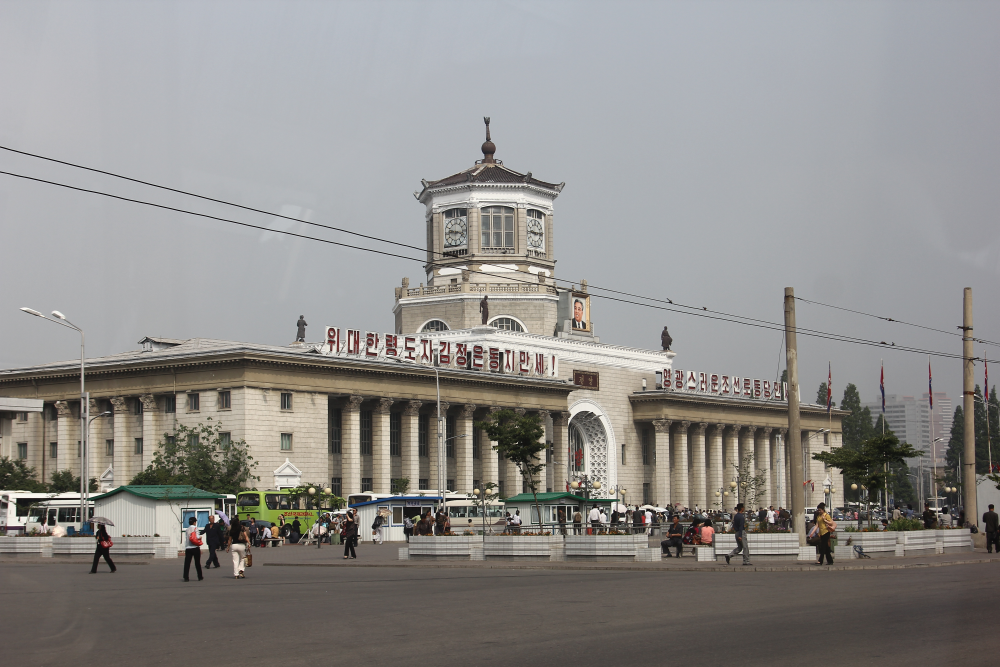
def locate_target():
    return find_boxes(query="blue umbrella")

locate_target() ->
[215,510,230,526]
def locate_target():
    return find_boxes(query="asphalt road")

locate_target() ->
[2,555,994,667]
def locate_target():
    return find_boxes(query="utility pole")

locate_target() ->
[962,288,977,527]
[784,288,806,547]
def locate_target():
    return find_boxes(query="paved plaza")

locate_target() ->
[2,542,997,667]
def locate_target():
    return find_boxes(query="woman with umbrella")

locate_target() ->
[90,519,117,574]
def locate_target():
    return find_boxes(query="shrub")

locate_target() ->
[886,518,923,532]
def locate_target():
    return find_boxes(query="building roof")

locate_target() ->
[423,162,563,191]
[91,485,223,502]
[503,492,615,504]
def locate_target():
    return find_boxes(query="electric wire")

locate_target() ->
[0,165,982,362]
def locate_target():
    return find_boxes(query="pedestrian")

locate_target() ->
[725,503,752,566]
[201,515,223,568]
[572,509,583,535]
[512,510,522,534]
[983,504,1000,553]
[226,518,251,579]
[557,507,567,536]
[291,518,302,540]
[661,515,684,557]
[650,510,660,537]
[259,522,272,547]
[767,506,776,532]
[892,505,902,522]
[632,507,643,535]
[90,522,117,573]
[922,503,938,529]
[610,507,620,530]
[372,512,385,545]
[813,503,835,566]
[435,508,448,536]
[588,505,601,533]
[342,509,358,559]
[182,516,204,582]
[644,507,653,535]
[248,517,259,547]
[403,514,414,542]
[700,518,715,548]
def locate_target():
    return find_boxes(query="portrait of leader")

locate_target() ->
[571,294,590,331]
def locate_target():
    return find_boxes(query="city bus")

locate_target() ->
[1,491,89,534]
[235,490,340,533]
[25,498,94,533]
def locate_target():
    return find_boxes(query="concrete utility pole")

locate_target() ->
[962,288,977,526]
[784,288,806,547]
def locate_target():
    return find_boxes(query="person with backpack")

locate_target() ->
[182,516,204,582]
[90,522,117,574]
[372,512,385,545]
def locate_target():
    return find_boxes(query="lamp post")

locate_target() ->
[931,436,946,512]
[822,476,833,510]
[570,474,602,532]
[20,307,88,531]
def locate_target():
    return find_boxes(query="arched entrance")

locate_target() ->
[567,400,617,497]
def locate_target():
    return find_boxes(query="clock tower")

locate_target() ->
[393,119,567,336]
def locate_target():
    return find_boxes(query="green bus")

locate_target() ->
[235,490,337,532]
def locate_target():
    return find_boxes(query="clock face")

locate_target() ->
[444,218,467,247]
[527,219,544,249]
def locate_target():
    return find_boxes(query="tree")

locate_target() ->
[0,457,46,492]
[477,410,545,530]
[48,469,97,493]
[130,419,259,494]
[730,453,767,512]
[814,432,919,527]
[816,382,835,410]
[391,478,410,494]
[838,383,874,502]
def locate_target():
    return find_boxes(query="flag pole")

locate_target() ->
[986,348,992,474]
[929,355,937,512]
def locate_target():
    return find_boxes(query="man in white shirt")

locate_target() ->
[767,506,776,532]
[599,510,608,533]
[588,506,601,532]
[261,524,272,546]
[644,509,653,535]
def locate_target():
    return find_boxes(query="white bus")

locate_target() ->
[347,491,472,507]
[0,491,91,534]
[25,498,94,533]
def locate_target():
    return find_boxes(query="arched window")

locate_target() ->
[489,317,524,332]
[420,319,450,333]
[481,206,515,249]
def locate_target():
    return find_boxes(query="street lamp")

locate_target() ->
[570,474,602,532]
[21,307,88,531]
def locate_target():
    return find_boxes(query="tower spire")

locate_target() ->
[481,117,496,163]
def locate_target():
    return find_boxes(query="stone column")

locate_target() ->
[506,408,525,494]
[372,398,394,494]
[483,407,501,493]
[428,402,450,492]
[652,420,671,508]
[551,412,569,494]
[672,421,690,509]
[725,425,741,492]
[140,394,158,472]
[54,401,73,474]
[709,425,724,511]
[757,427,772,507]
[343,395,363,496]
[455,404,477,494]
[111,397,129,486]
[690,423,708,511]
[401,401,422,492]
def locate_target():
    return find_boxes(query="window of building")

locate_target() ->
[360,410,373,455]
[166,435,176,446]
[164,395,176,413]
[489,317,524,332]
[17,412,28,422]
[390,412,401,456]
[472,428,481,459]
[622,443,627,466]
[106,440,114,457]
[361,478,373,493]
[219,432,231,450]
[443,208,468,248]
[49,442,58,460]
[134,438,143,455]
[643,483,651,506]
[641,427,650,465]
[570,426,585,472]
[17,443,27,459]
[420,319,449,333]
[418,414,429,457]
[329,407,342,454]
[446,416,455,458]
[187,393,199,411]
[526,208,545,252]
[188,433,199,447]
[77,441,82,458]
[522,479,529,494]
[280,433,292,451]
[419,478,429,489]
[498,481,505,498]
[281,392,292,410]
[481,206,515,249]
[218,391,231,410]
[331,477,342,497]
[133,399,143,416]
[447,479,455,491]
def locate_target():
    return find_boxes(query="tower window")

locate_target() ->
[526,209,545,251]
[481,206,515,249]
[443,208,468,248]
[489,317,524,332]
[420,320,450,332]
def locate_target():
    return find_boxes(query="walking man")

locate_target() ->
[372,512,384,545]
[725,503,752,566]
[984,504,1000,553]
[201,514,223,569]
[589,505,601,532]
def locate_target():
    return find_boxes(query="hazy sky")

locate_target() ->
[1,1,997,408]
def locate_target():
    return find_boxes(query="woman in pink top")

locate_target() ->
[700,522,715,545]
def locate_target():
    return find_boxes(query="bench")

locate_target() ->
[258,538,284,547]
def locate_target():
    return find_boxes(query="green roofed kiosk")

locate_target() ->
[91,485,223,553]
[502,492,615,530]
